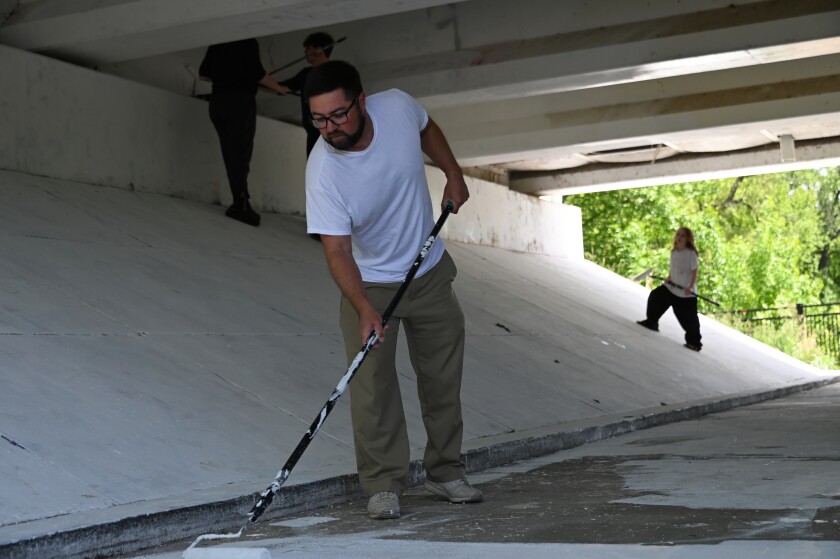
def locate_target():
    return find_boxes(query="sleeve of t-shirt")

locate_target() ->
[689,251,699,271]
[305,151,352,236]
[392,89,428,132]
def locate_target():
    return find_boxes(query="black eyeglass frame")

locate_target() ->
[310,95,359,129]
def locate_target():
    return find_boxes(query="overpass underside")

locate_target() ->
[3,1,838,197]
[2,2,840,556]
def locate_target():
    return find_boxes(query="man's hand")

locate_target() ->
[442,173,469,214]
[358,303,386,348]
[322,234,388,349]
[258,72,291,96]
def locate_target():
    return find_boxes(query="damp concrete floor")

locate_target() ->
[131,383,840,559]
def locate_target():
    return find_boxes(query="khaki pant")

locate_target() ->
[339,251,466,496]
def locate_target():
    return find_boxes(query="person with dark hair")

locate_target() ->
[278,32,336,157]
[637,227,703,351]
[303,60,480,520]
[200,38,290,227]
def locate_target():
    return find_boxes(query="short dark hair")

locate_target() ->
[304,60,363,102]
[303,32,335,57]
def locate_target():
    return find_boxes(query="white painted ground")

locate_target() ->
[144,537,840,559]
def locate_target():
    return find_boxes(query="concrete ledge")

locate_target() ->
[3,375,837,559]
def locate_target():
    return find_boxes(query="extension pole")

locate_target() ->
[268,36,347,76]
[248,200,454,522]
[183,202,455,558]
[651,275,720,307]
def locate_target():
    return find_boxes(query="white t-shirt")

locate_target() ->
[305,89,445,283]
[667,248,699,298]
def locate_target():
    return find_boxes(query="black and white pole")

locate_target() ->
[247,201,455,523]
[651,275,720,307]
[268,36,348,76]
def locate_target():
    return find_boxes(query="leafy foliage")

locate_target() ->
[565,168,840,367]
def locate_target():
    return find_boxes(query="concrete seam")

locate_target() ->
[2,376,837,559]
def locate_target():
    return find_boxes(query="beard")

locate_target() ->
[325,117,366,151]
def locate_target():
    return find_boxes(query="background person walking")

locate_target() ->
[277,32,337,158]
[637,227,703,351]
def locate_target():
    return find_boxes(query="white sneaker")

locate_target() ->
[424,478,483,503]
[367,491,400,519]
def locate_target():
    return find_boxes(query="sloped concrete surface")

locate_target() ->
[0,169,835,556]
[135,384,840,559]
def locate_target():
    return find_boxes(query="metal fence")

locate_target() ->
[714,302,840,361]
[798,303,840,358]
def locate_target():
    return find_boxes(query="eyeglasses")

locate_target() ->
[311,96,358,129]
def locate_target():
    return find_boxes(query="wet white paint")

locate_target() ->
[269,516,337,528]
[613,457,840,510]
[135,538,840,559]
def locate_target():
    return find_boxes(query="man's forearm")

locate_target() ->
[420,118,462,178]
[325,243,372,315]
[420,117,470,212]
[258,72,290,95]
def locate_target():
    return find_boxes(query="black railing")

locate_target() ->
[714,302,840,360]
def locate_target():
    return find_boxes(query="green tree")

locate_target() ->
[565,168,840,367]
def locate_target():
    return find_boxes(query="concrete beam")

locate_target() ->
[449,95,840,167]
[430,54,840,134]
[508,137,840,197]
[360,0,840,108]
[431,63,840,167]
[0,0,467,63]
[93,1,840,116]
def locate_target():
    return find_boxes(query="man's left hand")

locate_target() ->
[442,174,470,214]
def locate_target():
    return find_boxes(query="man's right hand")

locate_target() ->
[321,234,387,349]
[359,304,385,348]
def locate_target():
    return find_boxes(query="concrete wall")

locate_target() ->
[428,168,583,257]
[0,42,308,214]
[0,42,583,257]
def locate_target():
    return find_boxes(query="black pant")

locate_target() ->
[209,92,257,202]
[645,285,702,348]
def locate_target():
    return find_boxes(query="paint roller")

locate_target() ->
[181,205,456,559]
[181,530,270,559]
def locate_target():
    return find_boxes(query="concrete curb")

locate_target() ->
[3,375,837,559]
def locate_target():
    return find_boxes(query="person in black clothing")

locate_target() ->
[636,227,703,351]
[199,38,290,226]
[278,32,336,157]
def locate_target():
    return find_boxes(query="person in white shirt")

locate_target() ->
[303,60,482,520]
[637,227,703,351]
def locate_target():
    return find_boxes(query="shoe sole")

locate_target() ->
[424,482,483,504]
[368,509,400,520]
[226,214,260,227]
[635,321,659,332]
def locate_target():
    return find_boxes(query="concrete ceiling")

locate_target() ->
[3,0,840,198]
